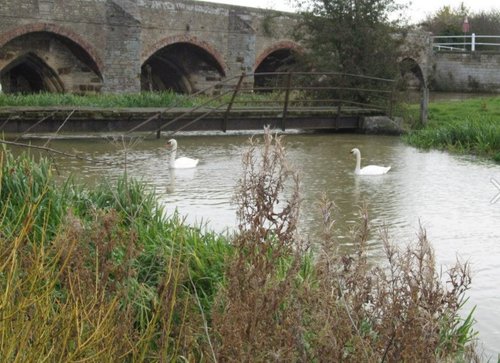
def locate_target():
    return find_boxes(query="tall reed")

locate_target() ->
[0,146,229,361]
[405,117,500,159]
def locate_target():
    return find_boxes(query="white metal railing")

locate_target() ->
[432,34,500,52]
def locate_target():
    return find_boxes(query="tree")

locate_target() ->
[420,5,500,50]
[293,0,408,80]
[419,3,469,36]
[420,2,500,37]
[468,10,500,35]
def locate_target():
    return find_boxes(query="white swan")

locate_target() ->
[166,139,199,169]
[350,148,391,175]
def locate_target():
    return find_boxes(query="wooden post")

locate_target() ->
[156,113,162,138]
[281,72,293,131]
[335,104,342,129]
[420,86,429,125]
[386,92,392,119]
[223,73,245,133]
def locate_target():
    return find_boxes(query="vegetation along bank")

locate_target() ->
[0,130,480,361]
[404,96,500,163]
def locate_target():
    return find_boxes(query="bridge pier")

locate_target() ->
[101,1,142,93]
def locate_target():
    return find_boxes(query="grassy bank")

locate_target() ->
[403,97,500,162]
[0,90,275,108]
[0,131,480,361]
[0,91,201,108]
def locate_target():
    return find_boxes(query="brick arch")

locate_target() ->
[142,35,227,75]
[254,40,303,71]
[0,23,103,76]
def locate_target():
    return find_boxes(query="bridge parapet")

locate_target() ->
[432,34,500,52]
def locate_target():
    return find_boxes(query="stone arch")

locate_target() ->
[0,23,103,76]
[254,40,303,92]
[254,40,303,72]
[142,35,226,94]
[0,23,103,93]
[0,52,64,93]
[399,57,426,90]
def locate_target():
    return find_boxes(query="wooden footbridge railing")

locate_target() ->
[0,71,397,137]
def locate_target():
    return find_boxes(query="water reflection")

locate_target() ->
[5,132,500,358]
[166,169,176,194]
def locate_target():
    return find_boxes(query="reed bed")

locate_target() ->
[0,131,480,361]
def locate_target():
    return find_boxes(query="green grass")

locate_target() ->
[0,146,231,359]
[403,97,500,162]
[0,90,282,108]
[0,91,201,108]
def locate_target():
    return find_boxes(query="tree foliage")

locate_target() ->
[293,0,408,80]
[420,3,469,36]
[421,3,500,36]
[469,10,500,35]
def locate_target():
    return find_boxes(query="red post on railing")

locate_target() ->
[223,72,245,132]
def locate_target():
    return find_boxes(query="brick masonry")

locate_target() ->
[1,0,498,94]
[0,0,300,93]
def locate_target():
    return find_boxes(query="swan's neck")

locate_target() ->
[169,148,177,168]
[354,153,361,173]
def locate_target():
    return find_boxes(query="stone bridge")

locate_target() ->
[0,0,299,94]
[400,32,500,93]
[1,0,499,95]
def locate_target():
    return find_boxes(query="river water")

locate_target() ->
[9,131,500,358]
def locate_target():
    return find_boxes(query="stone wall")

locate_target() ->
[0,0,300,94]
[431,52,500,92]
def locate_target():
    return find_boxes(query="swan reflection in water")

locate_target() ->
[166,169,176,193]
[165,167,197,194]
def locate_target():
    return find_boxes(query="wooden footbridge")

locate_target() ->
[0,72,396,137]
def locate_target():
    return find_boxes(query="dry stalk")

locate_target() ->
[213,127,307,362]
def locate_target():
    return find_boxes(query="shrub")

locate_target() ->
[211,128,478,362]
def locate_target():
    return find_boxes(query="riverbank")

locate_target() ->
[404,96,500,163]
[0,132,480,361]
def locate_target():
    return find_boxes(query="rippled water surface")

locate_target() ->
[11,132,500,358]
